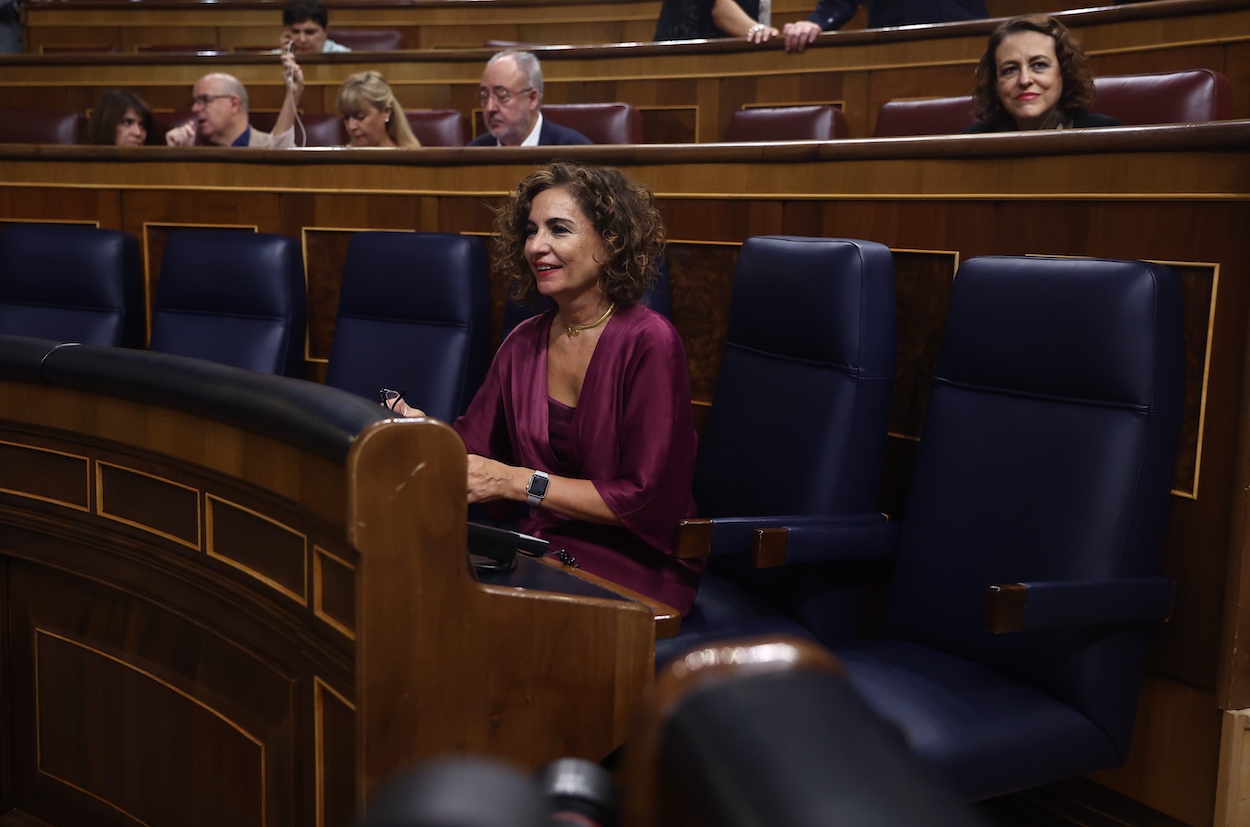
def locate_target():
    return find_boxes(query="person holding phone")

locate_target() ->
[278,0,350,53]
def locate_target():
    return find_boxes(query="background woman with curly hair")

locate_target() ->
[390,161,703,614]
[967,16,1120,132]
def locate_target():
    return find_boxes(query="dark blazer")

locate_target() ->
[467,117,593,146]
[808,0,987,31]
[964,112,1123,132]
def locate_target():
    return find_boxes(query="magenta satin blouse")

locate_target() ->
[453,304,704,614]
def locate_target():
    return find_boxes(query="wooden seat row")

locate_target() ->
[1,0,1245,142]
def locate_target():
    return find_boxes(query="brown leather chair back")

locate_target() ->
[326,29,406,50]
[406,110,467,147]
[725,105,847,141]
[1092,69,1232,125]
[873,95,975,137]
[542,103,643,144]
[0,108,87,144]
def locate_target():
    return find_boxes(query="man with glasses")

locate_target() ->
[468,51,591,147]
[166,73,296,148]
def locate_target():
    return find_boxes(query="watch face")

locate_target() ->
[528,473,549,498]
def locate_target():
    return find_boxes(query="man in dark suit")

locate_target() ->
[467,51,593,147]
[782,0,988,53]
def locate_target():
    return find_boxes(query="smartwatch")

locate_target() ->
[526,470,550,507]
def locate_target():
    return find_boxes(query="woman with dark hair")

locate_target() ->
[388,161,702,614]
[89,90,155,146]
[966,15,1120,132]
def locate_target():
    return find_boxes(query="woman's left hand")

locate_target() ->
[466,454,522,504]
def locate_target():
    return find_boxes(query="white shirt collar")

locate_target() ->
[520,112,544,147]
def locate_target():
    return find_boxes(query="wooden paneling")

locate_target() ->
[0,362,659,825]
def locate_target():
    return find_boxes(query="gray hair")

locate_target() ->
[486,50,543,98]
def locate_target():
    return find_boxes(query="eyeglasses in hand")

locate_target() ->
[378,388,407,410]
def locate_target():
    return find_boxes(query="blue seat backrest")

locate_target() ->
[325,232,491,423]
[149,230,308,377]
[694,236,896,516]
[0,223,144,347]
[884,256,1185,751]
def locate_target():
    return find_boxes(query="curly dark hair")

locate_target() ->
[493,161,666,307]
[972,16,1095,128]
[88,90,155,146]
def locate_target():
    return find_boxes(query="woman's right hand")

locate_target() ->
[383,397,426,418]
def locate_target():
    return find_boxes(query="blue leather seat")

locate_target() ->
[325,232,490,423]
[799,256,1184,799]
[656,236,897,663]
[149,230,307,377]
[0,223,144,347]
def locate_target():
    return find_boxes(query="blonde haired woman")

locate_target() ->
[337,71,421,147]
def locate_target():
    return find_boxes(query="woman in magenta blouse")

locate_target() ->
[392,162,703,614]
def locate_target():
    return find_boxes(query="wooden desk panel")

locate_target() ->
[2,0,1246,140]
[0,379,656,826]
[0,125,1247,825]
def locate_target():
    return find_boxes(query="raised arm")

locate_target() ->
[270,51,304,144]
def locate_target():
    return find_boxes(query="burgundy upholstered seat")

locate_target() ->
[725,105,848,141]
[541,103,643,144]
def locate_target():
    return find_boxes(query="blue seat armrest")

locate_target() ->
[674,513,897,566]
[755,514,898,567]
[985,576,1175,634]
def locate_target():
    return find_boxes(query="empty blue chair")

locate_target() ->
[325,232,490,423]
[149,230,307,377]
[656,236,896,662]
[796,256,1184,798]
[0,223,144,347]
